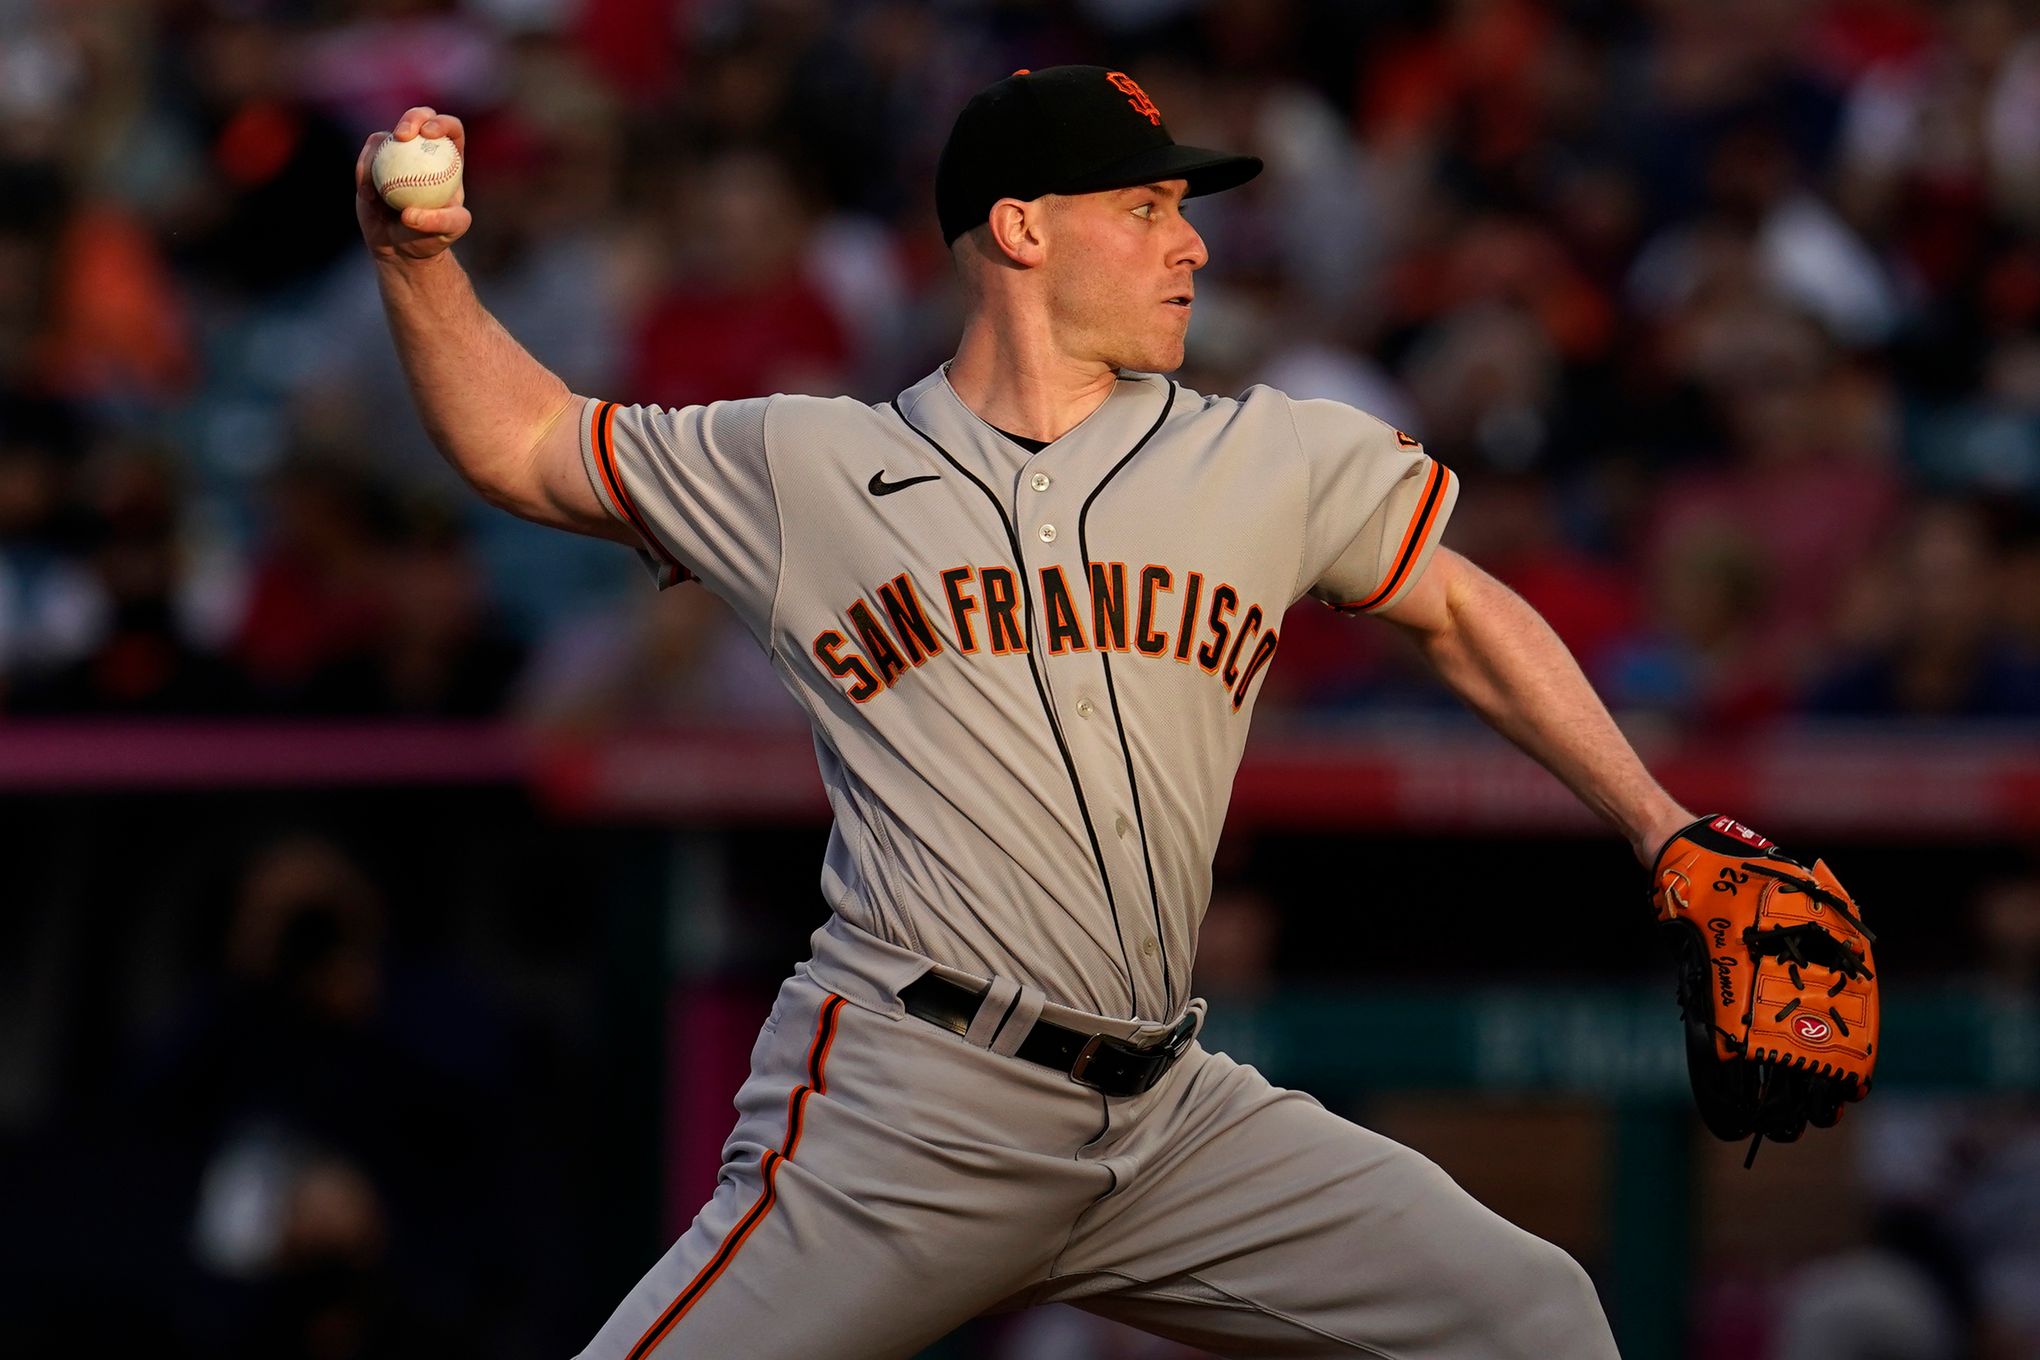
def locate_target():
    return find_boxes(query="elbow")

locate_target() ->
[1379,547,1478,643]
[471,472,530,518]
[453,448,548,522]
[465,397,583,522]
[1439,562,1482,636]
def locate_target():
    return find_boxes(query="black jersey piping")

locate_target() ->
[1077,381,1178,1012]
[889,395,1142,1017]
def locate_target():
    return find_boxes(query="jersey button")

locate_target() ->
[1031,472,1052,492]
[1075,697,1095,718]
[1141,936,1158,958]
[1115,814,1132,838]
[1039,524,1057,542]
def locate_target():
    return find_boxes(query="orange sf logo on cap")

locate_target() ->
[1106,71,1162,125]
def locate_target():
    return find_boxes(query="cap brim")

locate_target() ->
[1054,143,1263,201]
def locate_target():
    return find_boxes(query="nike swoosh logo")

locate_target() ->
[869,470,941,496]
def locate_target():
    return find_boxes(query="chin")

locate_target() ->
[1112,341,1187,376]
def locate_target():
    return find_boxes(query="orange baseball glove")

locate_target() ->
[1652,815,1880,1166]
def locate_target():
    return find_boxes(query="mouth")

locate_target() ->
[1164,294,1193,310]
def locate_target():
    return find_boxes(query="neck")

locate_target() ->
[946,314,1119,442]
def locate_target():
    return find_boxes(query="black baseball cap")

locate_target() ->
[935,66,1263,245]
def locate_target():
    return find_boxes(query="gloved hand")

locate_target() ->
[1652,815,1879,1167]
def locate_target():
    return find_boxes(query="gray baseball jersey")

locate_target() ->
[572,367,1620,1359]
[579,365,1458,1021]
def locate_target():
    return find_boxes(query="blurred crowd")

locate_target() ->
[11,8,2040,1357]
[4,0,2040,727]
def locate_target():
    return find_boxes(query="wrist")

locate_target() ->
[372,244,456,273]
[371,247,464,303]
[1632,804,1697,870]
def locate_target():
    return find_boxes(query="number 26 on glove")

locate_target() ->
[1651,815,1880,1167]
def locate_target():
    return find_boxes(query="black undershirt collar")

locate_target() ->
[993,426,1050,454]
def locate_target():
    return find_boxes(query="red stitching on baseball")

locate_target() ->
[381,165,461,189]
[379,148,461,190]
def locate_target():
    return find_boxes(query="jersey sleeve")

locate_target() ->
[1287,396,1458,613]
[579,395,781,629]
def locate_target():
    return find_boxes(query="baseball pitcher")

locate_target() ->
[357,65,1877,1360]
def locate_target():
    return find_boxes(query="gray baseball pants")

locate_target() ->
[577,917,1620,1359]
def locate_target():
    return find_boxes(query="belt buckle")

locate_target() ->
[1068,1033,1108,1090]
[1071,1015,1197,1095]
[1128,1014,1196,1094]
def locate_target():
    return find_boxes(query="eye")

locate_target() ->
[1132,202,1155,220]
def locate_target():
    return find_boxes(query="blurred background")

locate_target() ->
[2,0,2038,1356]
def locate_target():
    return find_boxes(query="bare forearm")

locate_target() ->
[373,252,575,506]
[1414,565,1690,862]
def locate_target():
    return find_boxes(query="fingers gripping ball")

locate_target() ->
[1652,815,1880,1165]
[372,133,462,211]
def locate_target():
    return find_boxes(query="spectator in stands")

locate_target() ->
[1768,1204,1978,1360]
[4,0,2040,738]
[291,0,505,137]
[134,833,515,1356]
[512,581,798,731]
[1834,0,2040,275]
[0,395,95,699]
[1999,522,2040,676]
[0,156,69,392]
[231,455,397,712]
[0,140,193,409]
[1812,500,2040,718]
[299,499,525,718]
[625,146,851,407]
[1448,471,1637,683]
[1599,521,1789,731]
[1633,117,1900,348]
[0,0,199,413]
[1401,295,1566,473]
[1975,870,2040,999]
[1646,301,1901,692]
[10,440,245,714]
[161,11,363,306]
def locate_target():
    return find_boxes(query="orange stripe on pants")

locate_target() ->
[626,995,847,1358]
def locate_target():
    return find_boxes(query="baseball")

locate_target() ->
[371,133,463,212]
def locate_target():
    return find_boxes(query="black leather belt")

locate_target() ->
[899,972,1196,1098]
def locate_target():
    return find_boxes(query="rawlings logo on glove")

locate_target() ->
[1652,815,1879,1167]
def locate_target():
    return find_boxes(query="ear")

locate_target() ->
[986,197,1048,268]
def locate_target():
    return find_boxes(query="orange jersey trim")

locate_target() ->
[1338,460,1450,613]
[626,994,846,1357]
[593,401,696,585]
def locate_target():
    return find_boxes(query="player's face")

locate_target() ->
[1043,180,1207,373]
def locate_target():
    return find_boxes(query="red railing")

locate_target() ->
[4,718,2036,835]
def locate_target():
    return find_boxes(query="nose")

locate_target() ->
[1175,215,1207,272]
